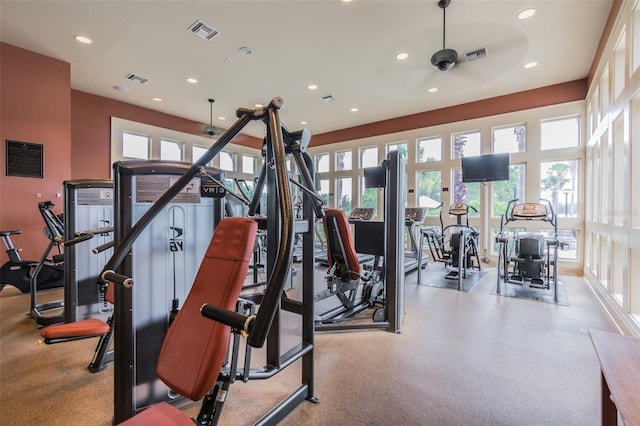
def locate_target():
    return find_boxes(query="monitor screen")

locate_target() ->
[461,153,510,183]
[364,166,386,188]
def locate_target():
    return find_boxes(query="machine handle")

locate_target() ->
[63,232,94,247]
[101,270,133,288]
[200,303,255,334]
[92,240,115,254]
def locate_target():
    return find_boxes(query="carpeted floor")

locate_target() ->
[491,280,569,306]
[415,263,488,293]
[0,265,620,425]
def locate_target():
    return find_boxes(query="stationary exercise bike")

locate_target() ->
[1,216,65,294]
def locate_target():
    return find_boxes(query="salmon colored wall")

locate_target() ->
[71,91,262,179]
[0,43,71,261]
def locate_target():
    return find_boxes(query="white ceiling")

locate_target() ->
[0,0,613,138]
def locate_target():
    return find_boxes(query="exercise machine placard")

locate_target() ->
[135,175,201,203]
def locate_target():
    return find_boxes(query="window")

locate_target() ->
[360,177,378,212]
[237,178,255,202]
[416,171,441,215]
[242,155,255,174]
[122,132,150,159]
[224,178,234,191]
[614,31,626,100]
[634,4,640,73]
[317,178,330,207]
[416,137,442,162]
[219,151,236,171]
[540,160,579,217]
[336,150,352,171]
[192,145,209,164]
[451,168,480,215]
[541,116,580,150]
[493,164,525,217]
[542,229,579,260]
[160,139,183,161]
[360,147,378,168]
[493,124,526,153]
[451,131,481,159]
[387,142,408,159]
[335,177,352,214]
[316,153,330,173]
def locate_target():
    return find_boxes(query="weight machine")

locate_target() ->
[314,151,406,332]
[99,97,321,424]
[495,199,559,302]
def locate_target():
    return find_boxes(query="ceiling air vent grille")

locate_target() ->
[188,20,220,41]
[464,47,488,62]
[321,94,337,103]
[125,73,149,84]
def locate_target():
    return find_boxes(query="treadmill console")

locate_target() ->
[405,207,427,223]
[348,207,375,221]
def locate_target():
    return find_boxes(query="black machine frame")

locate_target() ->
[102,97,321,424]
[314,151,406,332]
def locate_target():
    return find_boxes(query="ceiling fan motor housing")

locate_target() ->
[431,48,458,71]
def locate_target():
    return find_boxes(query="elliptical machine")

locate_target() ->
[422,202,481,290]
[1,216,64,294]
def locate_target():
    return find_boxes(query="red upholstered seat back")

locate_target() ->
[104,282,115,305]
[323,209,361,280]
[155,217,257,401]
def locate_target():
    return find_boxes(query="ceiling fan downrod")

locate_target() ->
[431,0,458,72]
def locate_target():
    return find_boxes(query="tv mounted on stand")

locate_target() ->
[364,165,386,188]
[461,153,510,183]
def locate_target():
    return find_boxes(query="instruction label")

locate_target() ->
[135,175,201,204]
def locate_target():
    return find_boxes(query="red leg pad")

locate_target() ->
[40,318,109,340]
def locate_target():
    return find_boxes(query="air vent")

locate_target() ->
[321,94,337,103]
[125,73,149,84]
[188,20,220,41]
[464,47,488,62]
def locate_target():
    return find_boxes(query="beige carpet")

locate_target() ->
[0,266,618,425]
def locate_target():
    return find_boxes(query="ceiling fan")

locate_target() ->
[430,0,459,71]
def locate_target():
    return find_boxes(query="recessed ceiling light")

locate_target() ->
[74,35,92,44]
[395,52,409,61]
[301,121,308,125]
[524,61,538,69]
[308,84,318,90]
[217,116,226,120]
[350,107,359,112]
[186,78,198,84]
[518,8,536,19]
[113,85,129,92]
[428,87,438,93]
[239,46,253,55]
[255,103,263,108]
[152,97,162,102]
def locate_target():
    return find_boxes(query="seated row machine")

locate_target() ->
[495,200,559,302]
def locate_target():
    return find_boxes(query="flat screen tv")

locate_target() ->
[364,166,386,188]
[461,153,510,183]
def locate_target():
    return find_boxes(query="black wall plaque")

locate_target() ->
[5,140,44,178]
